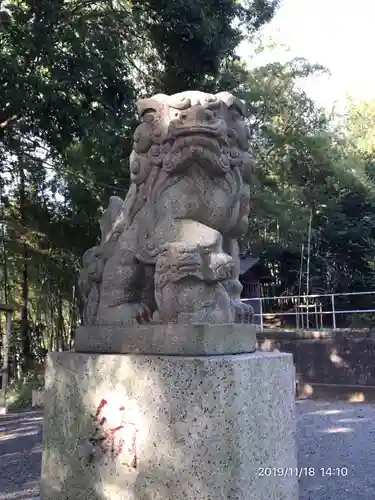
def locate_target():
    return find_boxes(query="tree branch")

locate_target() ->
[0,114,20,130]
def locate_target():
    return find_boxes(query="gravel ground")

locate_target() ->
[297,400,375,500]
[0,410,42,500]
[0,401,375,499]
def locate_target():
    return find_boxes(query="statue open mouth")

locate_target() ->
[171,132,222,157]
[164,132,230,175]
[172,125,222,138]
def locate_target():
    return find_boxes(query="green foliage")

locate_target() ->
[2,0,375,380]
[131,0,279,94]
[223,54,375,296]
[0,0,280,374]
[345,98,375,160]
[0,0,137,147]
[0,0,141,372]
[7,373,44,409]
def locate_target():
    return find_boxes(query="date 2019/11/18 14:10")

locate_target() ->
[258,467,348,478]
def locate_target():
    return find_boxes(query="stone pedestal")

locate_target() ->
[41,326,298,500]
[74,323,257,355]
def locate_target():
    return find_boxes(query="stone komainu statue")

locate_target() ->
[78,91,254,325]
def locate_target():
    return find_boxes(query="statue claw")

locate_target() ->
[232,300,253,323]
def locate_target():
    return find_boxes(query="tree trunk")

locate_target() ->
[0,184,9,304]
[69,285,77,350]
[19,166,31,377]
[1,223,8,304]
[57,295,64,351]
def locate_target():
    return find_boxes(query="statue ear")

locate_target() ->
[241,151,255,184]
[99,197,123,244]
[215,92,246,117]
[136,96,168,117]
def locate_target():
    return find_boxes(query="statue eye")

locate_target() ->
[141,108,155,123]
[227,129,238,141]
[141,108,155,116]
[206,102,221,116]
[229,106,243,121]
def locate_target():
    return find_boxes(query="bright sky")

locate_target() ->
[238,0,375,113]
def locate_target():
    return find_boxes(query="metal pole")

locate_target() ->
[306,209,313,330]
[320,303,323,329]
[297,243,304,330]
[0,311,11,414]
[331,294,337,330]
[299,305,304,329]
[260,298,264,332]
[295,299,299,330]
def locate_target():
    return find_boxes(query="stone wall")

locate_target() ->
[257,329,375,388]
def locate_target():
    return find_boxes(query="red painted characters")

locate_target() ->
[88,398,139,469]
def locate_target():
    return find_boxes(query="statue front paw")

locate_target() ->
[203,252,234,281]
[134,302,154,324]
[232,299,253,323]
[100,301,155,325]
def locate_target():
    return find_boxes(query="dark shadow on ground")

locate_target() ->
[0,410,43,500]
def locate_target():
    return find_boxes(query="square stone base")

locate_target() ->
[74,323,257,355]
[41,351,298,500]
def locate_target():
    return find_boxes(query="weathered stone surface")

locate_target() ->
[41,351,298,500]
[74,323,257,355]
[78,91,254,327]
